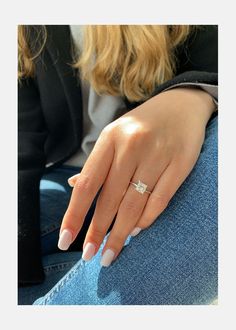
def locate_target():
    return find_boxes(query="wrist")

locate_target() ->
[152,87,216,123]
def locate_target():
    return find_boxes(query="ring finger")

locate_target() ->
[101,163,165,266]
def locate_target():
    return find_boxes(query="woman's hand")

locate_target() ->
[58,87,216,266]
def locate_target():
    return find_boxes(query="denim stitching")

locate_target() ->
[44,261,76,274]
[42,259,86,304]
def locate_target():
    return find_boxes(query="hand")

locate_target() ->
[58,87,216,266]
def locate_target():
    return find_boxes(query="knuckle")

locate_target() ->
[155,140,165,154]
[65,208,78,220]
[176,142,198,164]
[138,217,154,229]
[125,130,143,147]
[97,196,117,217]
[101,123,115,137]
[149,192,169,211]
[74,174,93,194]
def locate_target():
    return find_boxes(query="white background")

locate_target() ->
[0,0,235,329]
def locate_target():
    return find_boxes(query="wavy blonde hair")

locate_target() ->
[18,25,192,102]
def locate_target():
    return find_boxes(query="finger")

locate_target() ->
[67,173,81,187]
[134,159,192,231]
[100,163,164,266]
[81,150,137,260]
[58,133,115,250]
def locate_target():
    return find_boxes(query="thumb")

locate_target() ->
[68,173,81,187]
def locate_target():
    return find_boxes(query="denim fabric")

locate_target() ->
[18,252,81,305]
[18,166,84,305]
[18,165,109,305]
[33,115,218,305]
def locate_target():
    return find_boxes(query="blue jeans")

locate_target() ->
[25,115,218,305]
[18,166,86,305]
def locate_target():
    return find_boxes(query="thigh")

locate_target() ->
[34,116,218,305]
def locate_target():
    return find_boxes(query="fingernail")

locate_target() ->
[100,249,115,267]
[68,174,80,187]
[58,229,73,250]
[68,179,75,187]
[130,227,142,237]
[82,242,96,261]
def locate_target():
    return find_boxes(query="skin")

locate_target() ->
[59,87,216,263]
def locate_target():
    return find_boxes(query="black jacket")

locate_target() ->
[18,25,218,285]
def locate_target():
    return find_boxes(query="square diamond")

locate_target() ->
[136,180,147,194]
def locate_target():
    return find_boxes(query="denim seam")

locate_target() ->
[44,261,76,274]
[42,259,86,304]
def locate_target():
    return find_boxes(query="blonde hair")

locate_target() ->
[18,25,47,80]
[18,25,192,102]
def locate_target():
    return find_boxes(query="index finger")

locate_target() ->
[58,132,115,249]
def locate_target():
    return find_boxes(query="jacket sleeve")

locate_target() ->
[18,77,48,285]
[151,25,218,96]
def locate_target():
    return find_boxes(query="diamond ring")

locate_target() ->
[129,180,152,195]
